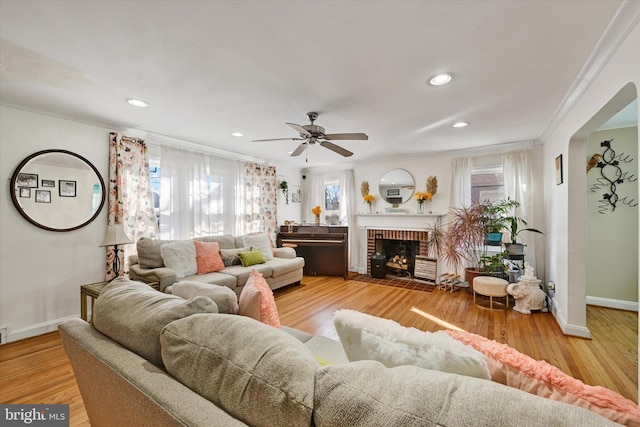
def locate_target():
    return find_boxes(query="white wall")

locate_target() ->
[0,106,110,341]
[541,19,640,340]
[586,127,638,305]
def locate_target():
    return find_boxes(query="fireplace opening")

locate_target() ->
[378,239,420,278]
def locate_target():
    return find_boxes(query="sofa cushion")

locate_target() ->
[160,240,197,279]
[444,329,640,426]
[221,263,272,284]
[313,360,619,427]
[195,234,235,249]
[238,249,266,267]
[180,271,238,289]
[194,240,225,274]
[242,233,274,261]
[161,314,317,427]
[171,280,239,314]
[93,278,217,368]
[238,269,280,327]
[266,256,305,277]
[136,237,168,269]
[220,247,250,267]
[334,309,490,380]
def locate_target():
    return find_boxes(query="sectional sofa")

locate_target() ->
[59,279,635,427]
[128,234,304,294]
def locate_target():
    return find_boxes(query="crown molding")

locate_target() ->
[538,1,640,143]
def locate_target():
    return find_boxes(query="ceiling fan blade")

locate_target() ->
[320,141,353,157]
[251,137,304,142]
[286,122,311,136]
[324,132,368,141]
[290,143,307,157]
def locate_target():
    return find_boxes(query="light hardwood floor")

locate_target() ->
[0,274,637,427]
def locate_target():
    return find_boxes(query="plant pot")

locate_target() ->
[484,232,503,246]
[504,243,524,255]
[464,267,485,291]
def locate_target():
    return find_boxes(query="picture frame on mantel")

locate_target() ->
[555,154,563,185]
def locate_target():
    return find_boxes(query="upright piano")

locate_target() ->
[276,225,348,279]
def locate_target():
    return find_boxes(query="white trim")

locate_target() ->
[549,296,592,338]
[586,296,638,312]
[7,315,79,343]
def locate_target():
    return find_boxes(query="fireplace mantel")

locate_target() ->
[355,213,443,230]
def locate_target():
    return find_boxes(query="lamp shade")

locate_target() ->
[100,223,133,247]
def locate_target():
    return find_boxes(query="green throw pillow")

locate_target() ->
[238,249,266,267]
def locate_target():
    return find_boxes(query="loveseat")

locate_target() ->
[128,233,304,294]
[59,279,634,427]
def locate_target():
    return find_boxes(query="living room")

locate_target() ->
[1,0,639,422]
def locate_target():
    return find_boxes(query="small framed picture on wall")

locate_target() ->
[19,187,31,198]
[59,180,77,197]
[555,154,563,185]
[35,190,51,203]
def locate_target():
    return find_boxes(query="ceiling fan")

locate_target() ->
[252,112,368,159]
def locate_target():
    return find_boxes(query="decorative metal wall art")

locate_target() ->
[589,139,638,214]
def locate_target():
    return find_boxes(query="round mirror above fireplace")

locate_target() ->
[379,169,415,205]
[10,149,106,232]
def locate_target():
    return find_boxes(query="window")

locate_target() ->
[471,164,504,204]
[149,165,161,225]
[324,179,341,225]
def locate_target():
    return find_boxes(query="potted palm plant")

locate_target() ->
[438,203,487,285]
[503,215,543,256]
[479,198,519,245]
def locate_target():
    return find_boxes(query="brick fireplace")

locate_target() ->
[366,229,429,276]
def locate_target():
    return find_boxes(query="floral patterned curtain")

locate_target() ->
[106,132,159,280]
[238,162,277,243]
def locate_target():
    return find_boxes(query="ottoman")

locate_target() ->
[473,276,509,309]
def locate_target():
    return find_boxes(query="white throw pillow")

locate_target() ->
[242,234,274,261]
[333,309,491,380]
[160,240,197,279]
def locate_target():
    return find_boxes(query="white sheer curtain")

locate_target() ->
[503,150,539,272]
[449,157,472,208]
[302,173,325,223]
[338,170,356,268]
[159,146,239,239]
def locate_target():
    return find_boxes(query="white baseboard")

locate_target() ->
[548,296,592,338]
[7,315,79,343]
[586,296,638,312]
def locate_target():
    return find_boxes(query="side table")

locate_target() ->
[80,280,159,323]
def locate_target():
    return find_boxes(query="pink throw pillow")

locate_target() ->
[194,240,225,274]
[238,269,281,328]
[445,329,640,426]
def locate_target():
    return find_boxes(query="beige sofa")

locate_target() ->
[128,234,304,294]
[59,280,620,427]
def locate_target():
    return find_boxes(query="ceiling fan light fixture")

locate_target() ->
[429,73,452,86]
[452,121,469,128]
[126,98,149,108]
[231,132,244,137]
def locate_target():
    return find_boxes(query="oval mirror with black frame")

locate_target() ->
[379,168,415,206]
[10,149,106,232]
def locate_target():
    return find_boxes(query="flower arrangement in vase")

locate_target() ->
[311,205,322,225]
[363,194,375,213]
[415,175,438,213]
[414,192,432,213]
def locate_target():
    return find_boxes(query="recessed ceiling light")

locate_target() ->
[231,132,244,137]
[452,121,469,128]
[429,73,452,86]
[126,98,149,108]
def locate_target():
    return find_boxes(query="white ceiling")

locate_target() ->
[0,0,631,168]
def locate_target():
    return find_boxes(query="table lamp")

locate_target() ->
[100,223,133,278]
